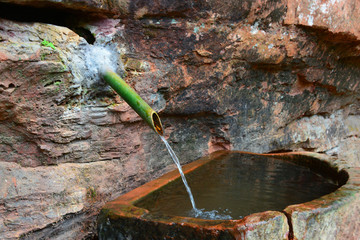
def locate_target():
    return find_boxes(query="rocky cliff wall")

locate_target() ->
[0,0,359,239]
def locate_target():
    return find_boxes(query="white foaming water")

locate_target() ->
[190,208,233,220]
[83,45,118,87]
[61,42,121,111]
[160,135,233,220]
[67,43,119,91]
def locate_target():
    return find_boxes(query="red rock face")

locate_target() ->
[285,0,360,40]
[0,0,360,239]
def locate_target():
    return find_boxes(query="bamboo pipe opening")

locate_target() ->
[101,68,164,135]
[152,112,164,136]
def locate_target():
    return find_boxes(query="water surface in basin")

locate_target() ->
[135,152,339,219]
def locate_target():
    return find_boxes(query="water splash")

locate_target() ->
[160,135,197,209]
[83,45,118,87]
[190,208,233,220]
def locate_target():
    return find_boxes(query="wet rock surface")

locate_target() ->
[282,153,360,240]
[0,0,360,239]
[99,209,289,240]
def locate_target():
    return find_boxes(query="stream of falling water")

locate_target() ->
[160,135,232,220]
[160,135,197,209]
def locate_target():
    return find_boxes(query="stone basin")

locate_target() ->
[98,151,360,240]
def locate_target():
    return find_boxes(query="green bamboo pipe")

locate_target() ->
[101,68,164,135]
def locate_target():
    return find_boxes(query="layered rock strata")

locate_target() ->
[0,0,359,238]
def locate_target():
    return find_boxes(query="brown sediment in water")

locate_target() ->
[98,151,360,240]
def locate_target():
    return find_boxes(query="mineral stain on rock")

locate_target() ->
[0,0,360,239]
